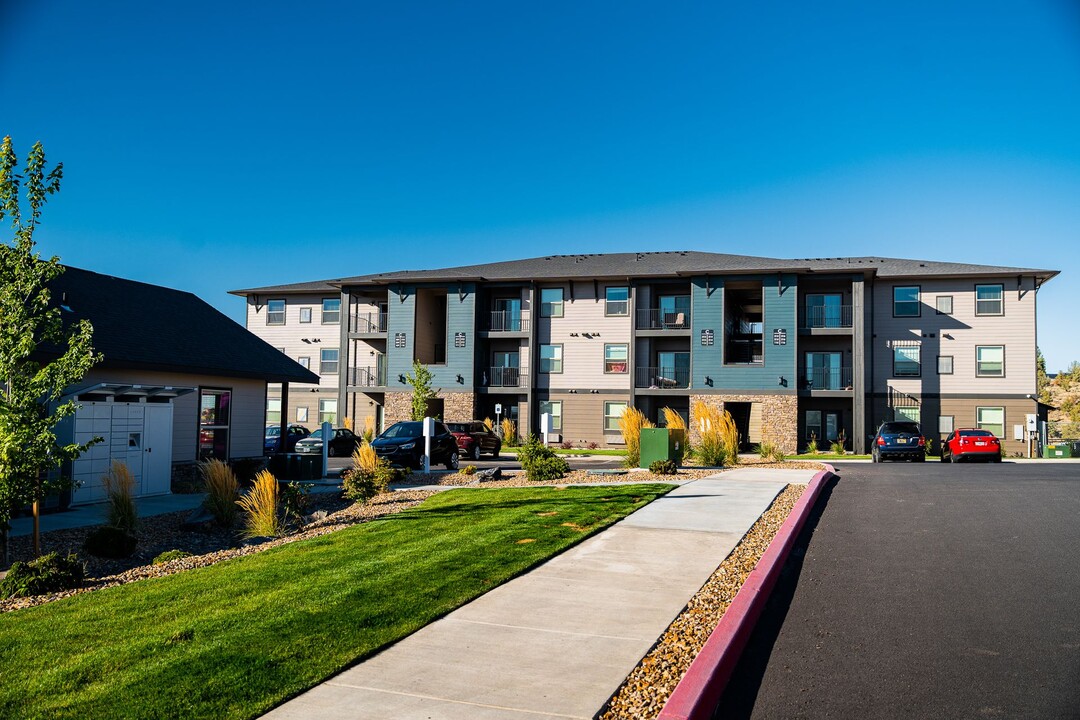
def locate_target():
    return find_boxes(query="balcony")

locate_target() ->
[484,311,530,333]
[636,305,691,330]
[800,366,853,391]
[350,312,388,334]
[480,366,527,388]
[348,366,387,388]
[801,305,853,329]
[635,366,691,389]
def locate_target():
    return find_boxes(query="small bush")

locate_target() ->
[280,481,311,526]
[200,459,239,527]
[756,442,774,459]
[649,459,678,475]
[619,406,654,467]
[501,418,519,447]
[587,441,600,450]
[518,435,569,482]
[461,465,477,476]
[83,526,137,558]
[560,439,574,450]
[361,415,376,443]
[692,401,740,466]
[152,549,192,565]
[831,430,848,456]
[343,458,402,504]
[350,442,379,477]
[806,434,820,455]
[237,470,284,539]
[102,460,137,532]
[0,552,84,600]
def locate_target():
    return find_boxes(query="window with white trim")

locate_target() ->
[538,400,562,432]
[937,355,953,375]
[936,296,953,314]
[322,298,341,324]
[320,348,339,375]
[976,345,1004,377]
[298,356,310,370]
[895,406,921,425]
[296,406,309,423]
[939,415,954,434]
[267,398,281,423]
[319,399,338,426]
[604,344,628,373]
[540,288,564,317]
[976,407,1004,438]
[975,284,1004,316]
[299,307,312,323]
[267,299,286,325]
[605,287,629,316]
[539,344,563,373]
[604,401,627,431]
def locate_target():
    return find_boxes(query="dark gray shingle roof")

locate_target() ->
[46,267,319,384]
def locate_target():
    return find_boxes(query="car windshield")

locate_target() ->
[446,423,469,433]
[881,422,921,435]
[381,422,422,439]
[959,429,994,437]
[265,426,281,437]
[307,429,324,440]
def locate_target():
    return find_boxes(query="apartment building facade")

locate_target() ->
[232,252,1057,456]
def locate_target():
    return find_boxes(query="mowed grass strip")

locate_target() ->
[0,484,672,720]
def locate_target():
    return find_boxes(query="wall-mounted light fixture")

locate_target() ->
[778,376,787,387]
[705,375,713,386]
[456,374,464,384]
[398,374,407,384]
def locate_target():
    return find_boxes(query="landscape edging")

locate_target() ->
[657,464,836,720]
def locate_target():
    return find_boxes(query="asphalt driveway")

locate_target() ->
[717,460,1080,720]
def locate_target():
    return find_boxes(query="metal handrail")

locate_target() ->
[635,366,691,389]
[802,305,853,328]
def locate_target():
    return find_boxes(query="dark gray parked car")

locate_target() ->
[372,421,460,470]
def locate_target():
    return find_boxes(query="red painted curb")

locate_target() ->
[657,464,836,720]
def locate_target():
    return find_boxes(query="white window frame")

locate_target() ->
[266,398,281,423]
[320,348,339,375]
[322,297,341,324]
[975,284,1004,316]
[937,355,953,375]
[895,406,921,425]
[296,406,309,423]
[538,400,562,432]
[299,307,312,323]
[319,399,338,426]
[939,415,954,434]
[267,299,286,326]
[604,343,629,374]
[935,296,953,315]
[604,401,627,432]
[976,406,1004,438]
[539,288,564,318]
[976,345,1005,377]
[605,286,629,316]
[539,344,563,373]
[298,356,310,370]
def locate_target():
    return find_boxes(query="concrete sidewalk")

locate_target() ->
[264,468,816,719]
[7,492,208,538]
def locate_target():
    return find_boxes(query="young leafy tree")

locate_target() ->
[404,359,438,420]
[1036,347,1051,405]
[0,136,99,560]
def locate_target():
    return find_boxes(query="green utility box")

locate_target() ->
[267,453,325,480]
[1043,443,1074,459]
[639,427,686,468]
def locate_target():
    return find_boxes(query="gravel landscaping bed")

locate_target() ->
[599,482,807,719]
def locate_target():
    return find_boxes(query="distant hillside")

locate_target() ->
[1043,362,1080,439]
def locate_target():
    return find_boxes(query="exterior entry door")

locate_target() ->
[141,404,174,496]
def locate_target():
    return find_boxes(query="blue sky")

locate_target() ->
[2,1,1079,370]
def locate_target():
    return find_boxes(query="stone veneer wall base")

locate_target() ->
[689,394,799,455]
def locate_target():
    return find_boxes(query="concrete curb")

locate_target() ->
[657,464,837,720]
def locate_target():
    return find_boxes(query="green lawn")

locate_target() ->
[0,484,672,719]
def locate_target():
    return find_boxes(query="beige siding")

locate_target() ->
[538,391,629,448]
[872,277,1036,396]
[79,369,267,462]
[535,282,632,391]
[246,293,338,391]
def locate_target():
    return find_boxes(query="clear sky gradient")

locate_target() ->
[2,1,1078,370]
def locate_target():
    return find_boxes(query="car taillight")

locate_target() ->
[877,436,885,446]
[918,436,926,446]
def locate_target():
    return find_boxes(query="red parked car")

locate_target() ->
[941,429,1002,463]
[446,422,502,461]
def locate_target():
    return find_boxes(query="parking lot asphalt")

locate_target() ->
[716,460,1080,720]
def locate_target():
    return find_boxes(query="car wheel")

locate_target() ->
[446,452,459,471]
[916,454,925,462]
[328,445,338,458]
[470,444,481,461]
[940,452,948,462]
[491,442,501,459]
[871,451,877,463]
[994,453,1002,463]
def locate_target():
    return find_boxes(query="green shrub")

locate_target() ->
[769,445,786,463]
[237,470,285,539]
[695,433,728,467]
[648,459,678,475]
[83,526,137,558]
[805,435,820,455]
[0,552,84,600]
[343,458,402,504]
[517,435,569,482]
[280,481,312,526]
[152,549,192,565]
[461,465,477,476]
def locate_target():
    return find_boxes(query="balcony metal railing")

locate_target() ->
[636,305,691,330]
[800,366,853,390]
[480,366,527,388]
[348,366,387,387]
[635,366,691,389]
[350,312,388,333]
[725,338,764,364]
[802,305,853,329]
[486,311,530,332]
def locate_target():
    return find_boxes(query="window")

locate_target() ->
[296,406,309,423]
[275,347,286,354]
[895,406,921,425]
[937,355,954,375]
[267,299,286,325]
[299,307,312,323]
[539,344,563,373]
[976,407,1004,438]
[893,286,920,318]
[267,399,281,423]
[298,356,310,370]
[540,288,564,317]
[605,287,629,316]
[604,344,628,373]
[320,348,339,375]
[198,388,231,460]
[936,296,953,315]
[322,298,341,324]
[893,345,921,377]
[805,294,845,328]
[319,399,338,426]
[939,415,954,434]
[976,345,1004,377]
[975,284,1004,316]
[805,410,822,440]
[538,400,562,432]
[604,401,627,431]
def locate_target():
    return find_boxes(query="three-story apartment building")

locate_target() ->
[232,252,1057,456]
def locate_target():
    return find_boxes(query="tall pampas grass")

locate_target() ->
[501,418,518,446]
[619,406,654,467]
[351,441,379,476]
[102,460,138,532]
[692,401,740,466]
[237,470,283,539]
[361,415,376,443]
[200,459,239,527]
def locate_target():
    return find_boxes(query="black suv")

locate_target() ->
[372,421,460,470]
[872,421,926,462]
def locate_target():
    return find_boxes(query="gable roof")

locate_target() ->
[230,251,1058,294]
[45,267,319,384]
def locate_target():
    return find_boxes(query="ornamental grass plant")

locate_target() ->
[501,418,518,446]
[691,401,740,466]
[619,406,654,468]
[237,470,283,539]
[200,459,239,527]
[102,460,137,532]
[661,406,689,461]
